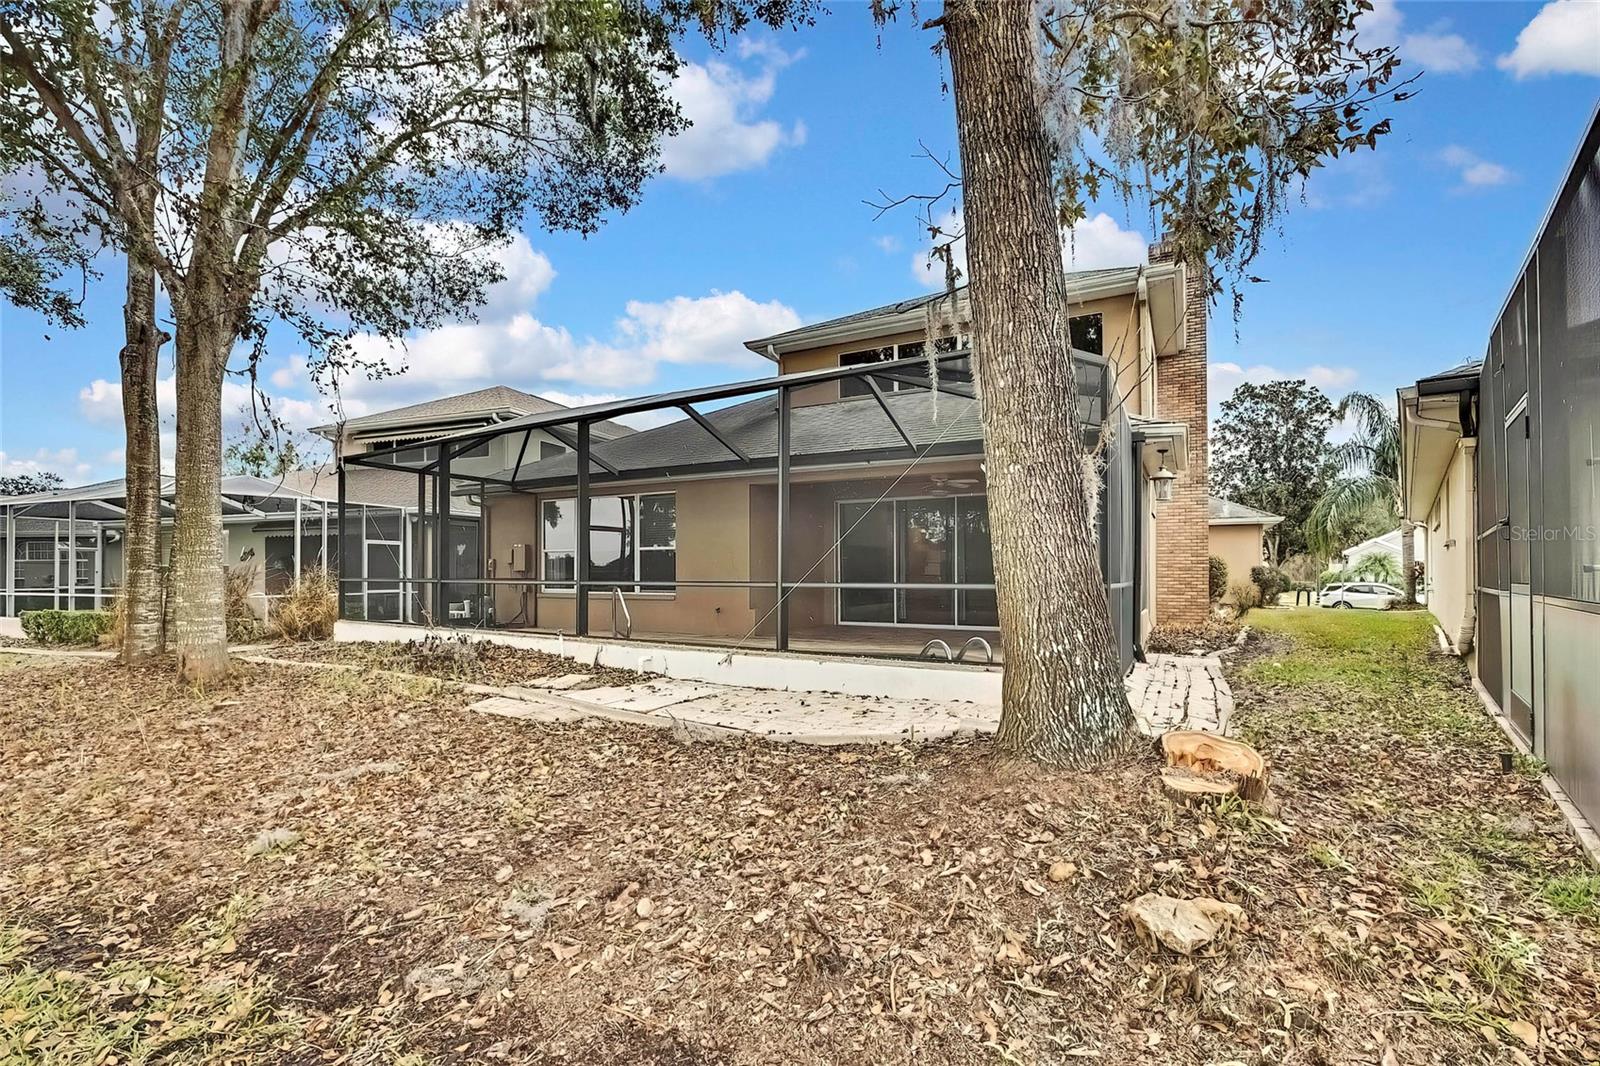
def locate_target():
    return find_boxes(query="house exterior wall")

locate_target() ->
[1208,523,1265,595]
[480,459,994,645]
[1424,441,1475,647]
[1152,249,1210,626]
[774,292,1149,416]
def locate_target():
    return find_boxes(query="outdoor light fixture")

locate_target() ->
[1152,448,1177,503]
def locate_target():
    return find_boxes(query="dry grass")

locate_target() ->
[2,613,1596,1064]
[267,568,338,642]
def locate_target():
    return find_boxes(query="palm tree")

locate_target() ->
[1307,392,1415,603]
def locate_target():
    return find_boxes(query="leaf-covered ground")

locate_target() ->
[1,610,1595,1064]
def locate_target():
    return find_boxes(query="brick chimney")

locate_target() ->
[1148,236,1211,627]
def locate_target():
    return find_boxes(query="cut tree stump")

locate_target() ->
[1159,730,1270,802]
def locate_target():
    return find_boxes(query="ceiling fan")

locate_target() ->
[927,473,983,497]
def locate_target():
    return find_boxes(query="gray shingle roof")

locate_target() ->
[1417,358,1484,385]
[478,390,989,490]
[317,385,633,440]
[1208,496,1283,524]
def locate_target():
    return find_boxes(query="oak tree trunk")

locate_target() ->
[169,288,231,682]
[119,248,166,661]
[943,1,1133,765]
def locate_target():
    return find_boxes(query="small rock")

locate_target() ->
[1047,861,1077,883]
[635,896,655,919]
[494,864,514,884]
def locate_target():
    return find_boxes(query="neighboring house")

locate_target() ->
[0,387,626,620]
[1208,497,1282,592]
[1398,107,1599,831]
[342,245,1214,667]
[1336,527,1427,590]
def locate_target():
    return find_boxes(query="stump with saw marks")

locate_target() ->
[1159,730,1270,804]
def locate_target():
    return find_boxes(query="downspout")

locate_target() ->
[1456,437,1478,655]
[1136,271,1157,415]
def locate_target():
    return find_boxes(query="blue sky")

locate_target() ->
[2,0,1598,483]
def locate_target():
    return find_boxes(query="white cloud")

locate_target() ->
[1063,213,1150,270]
[1441,145,1515,190]
[79,374,331,439]
[325,289,799,412]
[872,235,901,254]
[1360,0,1482,73]
[617,291,798,366]
[912,207,1147,287]
[1499,0,1600,79]
[0,447,94,482]
[1209,360,1359,401]
[661,40,806,180]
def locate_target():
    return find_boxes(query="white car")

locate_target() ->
[1318,582,1402,609]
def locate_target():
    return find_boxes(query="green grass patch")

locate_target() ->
[1239,609,1491,742]
[1539,873,1600,917]
[0,924,299,1064]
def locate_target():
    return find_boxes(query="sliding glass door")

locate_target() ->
[838,494,996,628]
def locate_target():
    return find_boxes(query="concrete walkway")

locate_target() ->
[470,653,1234,745]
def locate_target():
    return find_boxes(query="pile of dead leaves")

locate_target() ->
[2,613,1596,1064]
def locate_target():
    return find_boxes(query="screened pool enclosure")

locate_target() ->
[339,349,1177,668]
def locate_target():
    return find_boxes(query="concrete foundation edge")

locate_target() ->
[335,619,1003,707]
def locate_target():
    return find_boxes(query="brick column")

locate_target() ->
[1151,242,1210,627]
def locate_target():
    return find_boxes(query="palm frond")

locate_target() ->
[1306,474,1399,555]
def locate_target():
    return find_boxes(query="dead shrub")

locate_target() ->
[225,563,266,644]
[1146,618,1243,655]
[270,568,338,642]
[102,593,126,649]
[1229,580,1262,618]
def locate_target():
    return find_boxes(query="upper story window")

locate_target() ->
[1070,313,1103,356]
[839,338,962,398]
[837,313,1101,399]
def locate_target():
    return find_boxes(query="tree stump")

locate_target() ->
[1159,730,1270,802]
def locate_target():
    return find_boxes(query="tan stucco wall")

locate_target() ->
[480,460,990,642]
[1425,441,1476,647]
[774,292,1149,416]
[1208,523,1266,596]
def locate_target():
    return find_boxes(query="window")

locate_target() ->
[542,493,676,593]
[19,541,52,561]
[1070,313,1103,356]
[839,338,963,398]
[837,494,996,628]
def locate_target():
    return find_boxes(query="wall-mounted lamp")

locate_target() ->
[1152,448,1177,503]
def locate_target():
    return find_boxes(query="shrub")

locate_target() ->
[1208,555,1228,602]
[224,563,266,644]
[1229,580,1262,618]
[20,609,114,645]
[1250,564,1291,604]
[269,567,339,642]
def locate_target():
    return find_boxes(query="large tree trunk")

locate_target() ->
[943,1,1133,765]
[1400,520,1416,604]
[169,293,231,682]
[118,249,166,661]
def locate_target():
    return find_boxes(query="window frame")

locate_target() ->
[833,492,998,630]
[540,491,677,597]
